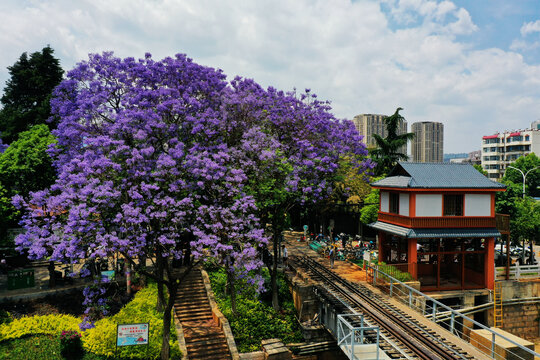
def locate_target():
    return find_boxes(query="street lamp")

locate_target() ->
[506,165,540,198]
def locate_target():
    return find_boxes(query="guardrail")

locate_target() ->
[368,264,540,360]
[495,265,540,281]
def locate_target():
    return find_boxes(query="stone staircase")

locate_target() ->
[174,269,233,360]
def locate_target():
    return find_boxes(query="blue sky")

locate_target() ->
[0,0,539,153]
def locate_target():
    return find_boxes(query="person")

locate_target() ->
[329,245,335,269]
[282,244,288,266]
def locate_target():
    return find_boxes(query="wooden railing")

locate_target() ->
[377,212,496,228]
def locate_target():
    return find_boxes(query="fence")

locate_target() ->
[495,264,540,281]
[367,264,540,360]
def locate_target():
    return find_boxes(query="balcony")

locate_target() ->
[377,212,496,228]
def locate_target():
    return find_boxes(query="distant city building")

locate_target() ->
[352,113,407,154]
[411,122,444,163]
[481,127,540,180]
[448,150,481,165]
[532,120,540,131]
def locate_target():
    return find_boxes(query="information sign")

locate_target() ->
[116,323,149,347]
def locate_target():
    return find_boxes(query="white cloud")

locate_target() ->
[521,20,540,36]
[0,0,538,152]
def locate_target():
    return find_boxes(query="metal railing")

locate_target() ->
[368,264,540,360]
[337,314,381,360]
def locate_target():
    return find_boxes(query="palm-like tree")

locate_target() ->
[370,107,415,175]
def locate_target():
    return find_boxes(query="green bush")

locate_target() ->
[0,309,12,325]
[209,269,303,353]
[82,283,181,359]
[59,330,83,359]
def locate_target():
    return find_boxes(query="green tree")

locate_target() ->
[503,153,540,198]
[370,108,415,175]
[0,124,56,238]
[359,176,383,224]
[0,46,63,144]
[473,164,488,176]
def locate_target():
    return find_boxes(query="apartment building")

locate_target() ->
[411,121,444,163]
[481,125,540,179]
[352,113,407,154]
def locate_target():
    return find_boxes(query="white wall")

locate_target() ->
[399,193,409,216]
[464,194,491,216]
[416,194,442,217]
[380,191,389,213]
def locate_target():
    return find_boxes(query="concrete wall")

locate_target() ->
[380,191,389,213]
[399,193,409,216]
[493,280,540,340]
[464,194,491,216]
[416,194,442,216]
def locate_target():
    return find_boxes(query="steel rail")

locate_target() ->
[295,255,471,360]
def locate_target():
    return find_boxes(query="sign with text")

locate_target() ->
[116,323,149,347]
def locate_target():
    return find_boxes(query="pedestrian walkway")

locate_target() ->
[283,231,368,284]
[174,268,233,360]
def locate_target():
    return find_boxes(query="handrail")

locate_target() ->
[368,264,540,359]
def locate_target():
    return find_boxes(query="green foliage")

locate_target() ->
[83,283,181,360]
[0,124,57,240]
[0,314,80,341]
[370,108,415,175]
[503,153,540,198]
[0,46,64,144]
[209,269,303,352]
[0,124,57,194]
[0,334,110,359]
[0,310,12,325]
[512,198,540,243]
[473,164,488,176]
[359,176,383,224]
[59,330,83,358]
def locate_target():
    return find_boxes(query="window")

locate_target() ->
[444,194,463,216]
[389,193,399,214]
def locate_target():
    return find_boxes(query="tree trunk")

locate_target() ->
[161,280,177,360]
[48,261,56,288]
[156,255,165,312]
[271,233,279,311]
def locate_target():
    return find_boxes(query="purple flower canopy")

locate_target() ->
[14,52,371,279]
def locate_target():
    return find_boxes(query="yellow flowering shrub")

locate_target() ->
[82,284,181,359]
[0,314,80,341]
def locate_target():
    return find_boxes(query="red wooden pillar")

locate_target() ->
[378,232,385,263]
[485,237,495,290]
[408,238,418,279]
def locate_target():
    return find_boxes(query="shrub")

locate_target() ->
[0,314,80,342]
[59,330,83,359]
[82,283,181,359]
[209,269,303,353]
[0,309,12,325]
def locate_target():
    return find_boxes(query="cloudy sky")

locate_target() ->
[1,0,539,153]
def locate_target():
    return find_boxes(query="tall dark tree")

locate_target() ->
[370,107,415,175]
[0,46,63,144]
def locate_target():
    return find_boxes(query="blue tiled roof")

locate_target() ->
[369,221,501,238]
[372,162,506,189]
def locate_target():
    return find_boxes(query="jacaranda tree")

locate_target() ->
[14,52,372,358]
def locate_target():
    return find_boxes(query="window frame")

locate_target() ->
[443,194,464,216]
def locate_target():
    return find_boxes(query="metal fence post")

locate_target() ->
[450,312,455,334]
[389,280,393,297]
[409,289,413,307]
[491,332,496,358]
[432,302,437,322]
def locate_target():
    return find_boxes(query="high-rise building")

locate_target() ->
[411,122,444,162]
[352,113,407,154]
[481,128,540,180]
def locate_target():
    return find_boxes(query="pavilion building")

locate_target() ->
[369,162,506,291]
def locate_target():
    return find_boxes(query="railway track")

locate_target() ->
[291,255,480,360]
